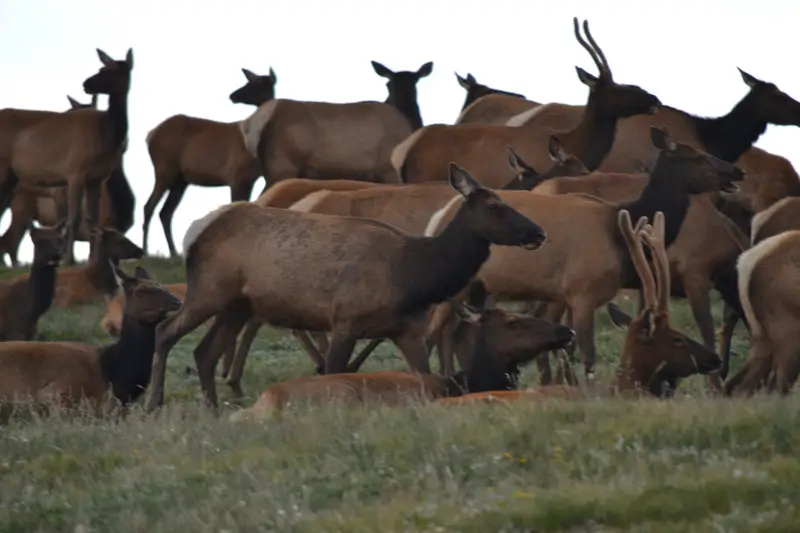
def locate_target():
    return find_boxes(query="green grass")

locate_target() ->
[1,256,794,533]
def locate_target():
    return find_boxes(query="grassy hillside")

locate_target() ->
[1,257,797,533]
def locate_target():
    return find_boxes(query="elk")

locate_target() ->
[0,95,135,266]
[392,18,661,186]
[142,68,277,258]
[10,225,144,308]
[239,61,432,190]
[0,221,66,341]
[454,73,531,124]
[229,297,575,421]
[220,143,589,396]
[0,265,182,417]
[101,282,187,337]
[423,127,742,381]
[724,230,800,396]
[0,49,133,266]
[143,164,547,411]
[253,178,391,210]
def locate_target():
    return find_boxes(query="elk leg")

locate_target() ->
[84,182,102,256]
[0,167,19,219]
[0,195,36,267]
[311,331,330,355]
[195,307,251,409]
[346,338,387,373]
[324,329,358,374]
[436,316,457,375]
[569,301,598,382]
[771,343,800,395]
[392,325,432,374]
[292,330,327,374]
[230,180,256,203]
[63,178,85,266]
[159,180,188,258]
[141,175,171,256]
[718,303,741,380]
[225,318,265,396]
[724,341,772,397]
[681,276,720,392]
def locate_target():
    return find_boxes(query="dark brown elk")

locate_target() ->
[454,73,531,124]
[143,67,277,257]
[423,127,742,381]
[239,61,432,190]
[100,282,187,337]
[0,221,66,341]
[725,230,800,396]
[144,164,547,411]
[0,265,182,416]
[0,49,133,266]
[229,298,574,421]
[11,225,144,308]
[221,144,588,396]
[392,18,661,186]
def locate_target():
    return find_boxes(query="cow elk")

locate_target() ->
[454,73,531,124]
[229,298,574,421]
[239,61,432,190]
[144,164,547,411]
[0,265,182,418]
[392,18,661,186]
[143,67,277,257]
[101,282,188,337]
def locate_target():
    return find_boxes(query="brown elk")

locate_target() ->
[10,225,144,308]
[0,95,135,267]
[142,67,277,258]
[392,18,661,186]
[0,221,66,341]
[101,282,187,337]
[239,61,432,190]
[144,164,547,411]
[229,298,574,421]
[423,127,742,381]
[725,230,800,396]
[220,144,589,396]
[454,73,531,124]
[253,178,391,210]
[0,49,133,266]
[0,265,181,416]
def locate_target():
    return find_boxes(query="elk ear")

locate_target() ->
[67,95,81,109]
[738,67,762,88]
[242,68,259,83]
[125,48,134,69]
[416,61,434,79]
[455,72,471,90]
[548,136,568,163]
[97,48,114,66]
[606,302,632,329]
[507,146,536,175]
[575,67,598,88]
[449,298,483,325]
[650,126,676,152]
[371,61,394,79]
[134,266,153,281]
[269,67,277,83]
[448,163,482,198]
[111,261,134,288]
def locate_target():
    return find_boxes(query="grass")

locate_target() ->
[1,257,796,533]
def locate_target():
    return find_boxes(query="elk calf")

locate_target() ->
[101,282,188,337]
[0,265,181,417]
[229,299,575,421]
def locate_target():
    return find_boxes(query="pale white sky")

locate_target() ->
[2,0,799,263]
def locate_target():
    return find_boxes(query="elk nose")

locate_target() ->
[557,326,576,346]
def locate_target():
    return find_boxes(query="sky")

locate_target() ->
[1,0,800,263]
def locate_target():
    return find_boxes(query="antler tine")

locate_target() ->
[617,210,657,313]
[582,20,610,78]
[573,17,604,77]
[640,211,670,316]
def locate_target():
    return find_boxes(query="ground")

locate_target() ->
[1,257,797,533]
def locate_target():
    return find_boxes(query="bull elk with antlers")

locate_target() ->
[142,67,278,257]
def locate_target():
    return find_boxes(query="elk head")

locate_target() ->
[229,67,278,106]
[503,139,589,190]
[738,68,800,127]
[28,220,67,267]
[573,17,661,118]
[372,60,433,129]
[112,265,182,324]
[649,126,744,193]
[83,48,133,97]
[608,210,721,397]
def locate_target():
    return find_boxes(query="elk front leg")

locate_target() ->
[569,299,598,383]
[681,275,720,392]
[718,303,741,380]
[63,178,85,266]
[84,182,102,256]
[724,341,773,397]
[325,328,358,375]
[225,318,264,397]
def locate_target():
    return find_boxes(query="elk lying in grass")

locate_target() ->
[142,68,277,258]
[392,18,661,186]
[454,73,531,124]
[101,282,187,337]
[0,221,66,341]
[10,225,144,308]
[229,297,575,421]
[424,127,742,380]
[144,164,547,410]
[0,265,181,417]
[0,49,133,266]
[239,61,432,190]
[725,230,800,396]
[221,144,588,395]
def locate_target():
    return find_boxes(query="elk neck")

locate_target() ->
[392,205,491,317]
[86,242,120,296]
[100,313,158,405]
[105,92,130,150]
[558,96,618,171]
[386,88,424,131]
[103,167,136,232]
[27,250,58,320]
[693,92,769,162]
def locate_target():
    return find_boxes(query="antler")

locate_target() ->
[640,211,670,317]
[617,210,656,313]
[573,17,611,79]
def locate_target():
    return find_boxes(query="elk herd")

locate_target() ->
[2,17,800,422]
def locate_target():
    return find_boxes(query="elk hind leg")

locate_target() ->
[159,180,189,258]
